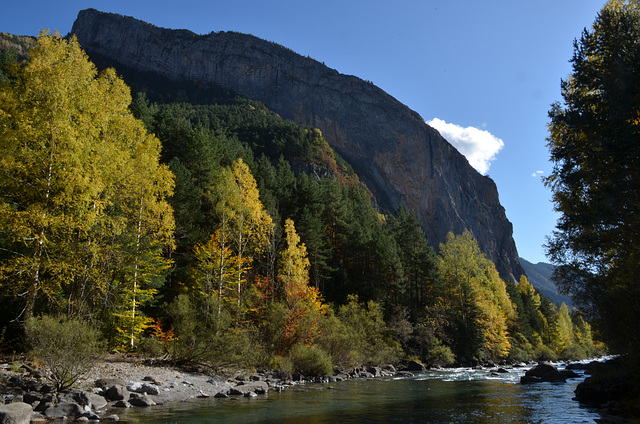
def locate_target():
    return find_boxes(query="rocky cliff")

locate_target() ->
[71,8,524,281]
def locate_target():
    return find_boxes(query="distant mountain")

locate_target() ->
[69,8,525,282]
[519,258,573,307]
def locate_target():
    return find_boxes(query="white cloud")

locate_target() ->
[531,170,544,178]
[427,118,504,175]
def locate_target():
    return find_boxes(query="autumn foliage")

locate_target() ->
[0,32,603,375]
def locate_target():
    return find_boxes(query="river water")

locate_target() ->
[116,365,602,423]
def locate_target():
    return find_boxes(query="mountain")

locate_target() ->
[70,8,525,281]
[519,258,573,307]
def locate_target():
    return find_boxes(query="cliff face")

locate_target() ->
[71,9,524,281]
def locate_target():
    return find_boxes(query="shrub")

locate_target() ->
[268,354,293,378]
[534,344,558,362]
[25,315,102,392]
[336,295,402,367]
[426,338,456,367]
[561,343,588,361]
[289,344,333,376]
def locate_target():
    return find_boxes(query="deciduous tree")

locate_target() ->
[544,0,640,359]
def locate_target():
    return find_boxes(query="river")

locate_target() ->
[115,364,602,423]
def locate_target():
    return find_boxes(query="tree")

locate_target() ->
[438,231,512,361]
[229,158,273,319]
[0,33,174,340]
[544,1,640,359]
[278,218,327,349]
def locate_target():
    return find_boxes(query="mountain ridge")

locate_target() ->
[70,8,525,281]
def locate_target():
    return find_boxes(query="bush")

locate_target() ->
[534,344,558,362]
[561,343,588,361]
[336,295,402,367]
[25,315,102,392]
[426,338,456,367]
[267,354,293,378]
[289,344,333,376]
[316,309,353,368]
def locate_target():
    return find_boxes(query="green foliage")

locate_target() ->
[545,1,640,361]
[426,338,456,367]
[438,231,512,362]
[288,344,334,376]
[0,33,174,336]
[335,295,402,367]
[25,315,102,391]
[0,32,605,370]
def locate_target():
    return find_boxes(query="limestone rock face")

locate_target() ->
[71,8,524,280]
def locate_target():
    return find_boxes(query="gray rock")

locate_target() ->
[71,9,525,282]
[58,389,92,410]
[103,414,120,421]
[87,393,107,411]
[128,394,156,407]
[95,378,126,389]
[42,401,84,419]
[21,392,41,406]
[105,385,129,401]
[0,402,32,424]
[229,381,269,396]
[126,382,160,396]
[395,371,415,378]
[112,400,131,408]
[525,363,558,378]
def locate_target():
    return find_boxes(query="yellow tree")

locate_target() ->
[208,167,241,320]
[278,218,327,349]
[0,33,174,340]
[438,231,512,361]
[229,158,273,319]
[193,229,240,324]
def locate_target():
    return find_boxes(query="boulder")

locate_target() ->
[126,382,160,396]
[367,367,382,377]
[58,389,92,410]
[520,363,566,384]
[525,363,558,378]
[229,381,269,396]
[395,371,415,378]
[0,402,32,424]
[112,400,131,408]
[96,378,126,389]
[105,385,129,401]
[21,392,41,406]
[87,393,107,411]
[42,401,84,419]
[404,360,426,372]
[519,375,542,384]
[128,394,156,407]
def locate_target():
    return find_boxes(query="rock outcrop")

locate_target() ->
[71,8,524,280]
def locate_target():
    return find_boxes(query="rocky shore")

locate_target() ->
[0,355,420,422]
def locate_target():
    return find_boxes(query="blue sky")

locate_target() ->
[2,0,608,264]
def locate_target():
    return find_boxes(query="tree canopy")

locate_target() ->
[545,0,640,359]
[0,33,174,348]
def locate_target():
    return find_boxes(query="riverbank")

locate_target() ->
[1,355,636,423]
[0,354,406,421]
